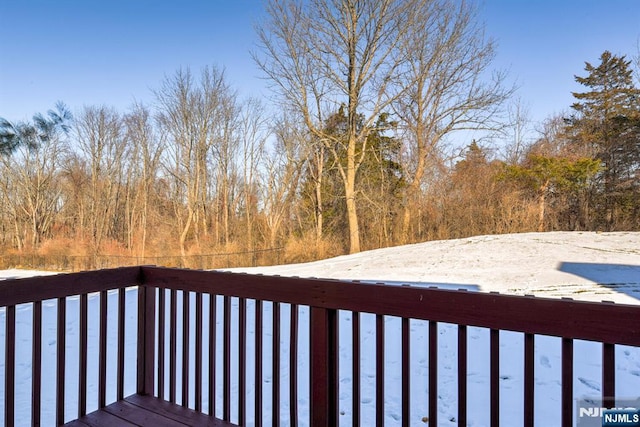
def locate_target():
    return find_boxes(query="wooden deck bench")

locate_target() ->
[63,394,238,427]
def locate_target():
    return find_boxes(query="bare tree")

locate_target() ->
[0,172,10,247]
[211,91,240,247]
[393,0,513,241]
[155,66,237,261]
[0,104,71,249]
[255,0,415,253]
[260,114,307,248]
[237,97,267,250]
[123,103,164,257]
[309,141,326,243]
[75,106,128,256]
[503,97,532,164]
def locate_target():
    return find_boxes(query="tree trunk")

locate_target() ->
[314,150,324,243]
[222,186,230,246]
[180,208,194,266]
[315,184,323,243]
[345,184,360,254]
[401,153,427,243]
[345,139,360,253]
[245,198,253,251]
[537,182,549,232]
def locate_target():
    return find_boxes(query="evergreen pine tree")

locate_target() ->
[567,51,640,229]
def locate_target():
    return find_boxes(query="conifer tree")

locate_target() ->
[567,51,640,229]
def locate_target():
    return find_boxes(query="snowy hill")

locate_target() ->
[229,231,640,305]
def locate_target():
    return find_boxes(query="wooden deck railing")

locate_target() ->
[1,266,640,426]
[0,267,142,426]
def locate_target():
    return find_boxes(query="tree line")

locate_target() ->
[1,0,639,268]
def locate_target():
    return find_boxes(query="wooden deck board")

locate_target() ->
[125,394,234,426]
[65,408,139,427]
[64,394,237,427]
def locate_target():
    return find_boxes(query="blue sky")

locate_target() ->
[1,0,639,128]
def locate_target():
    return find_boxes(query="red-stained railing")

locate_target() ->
[0,268,141,426]
[1,266,640,426]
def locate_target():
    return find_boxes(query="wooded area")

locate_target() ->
[1,0,639,269]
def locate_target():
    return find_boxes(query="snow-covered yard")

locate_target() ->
[1,231,639,426]
[230,231,640,305]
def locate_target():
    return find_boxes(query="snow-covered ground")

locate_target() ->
[1,231,640,426]
[229,231,640,426]
[230,231,640,305]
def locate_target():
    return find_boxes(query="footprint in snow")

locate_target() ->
[578,377,601,391]
[630,370,640,377]
[540,355,551,368]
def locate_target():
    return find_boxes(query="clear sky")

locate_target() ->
[1,0,639,128]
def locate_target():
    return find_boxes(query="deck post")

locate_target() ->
[310,306,338,427]
[137,282,156,396]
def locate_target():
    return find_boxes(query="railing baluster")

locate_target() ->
[603,342,615,408]
[273,301,281,427]
[223,295,231,421]
[561,337,573,427]
[182,290,190,408]
[352,311,360,427]
[602,299,617,409]
[118,288,126,401]
[332,310,339,425]
[195,292,203,412]
[99,290,108,408]
[524,333,534,427]
[429,321,438,427]
[169,289,177,403]
[56,297,66,426]
[376,314,384,427]
[156,288,165,400]
[208,293,217,417]
[290,303,298,427]
[310,306,338,427]
[401,317,410,427]
[78,293,88,418]
[5,305,15,427]
[239,297,247,425]
[458,324,467,427]
[32,300,42,426]
[255,299,263,427]
[490,328,499,427]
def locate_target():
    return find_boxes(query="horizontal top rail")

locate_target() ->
[1,266,638,346]
[0,267,141,306]
[142,266,640,347]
